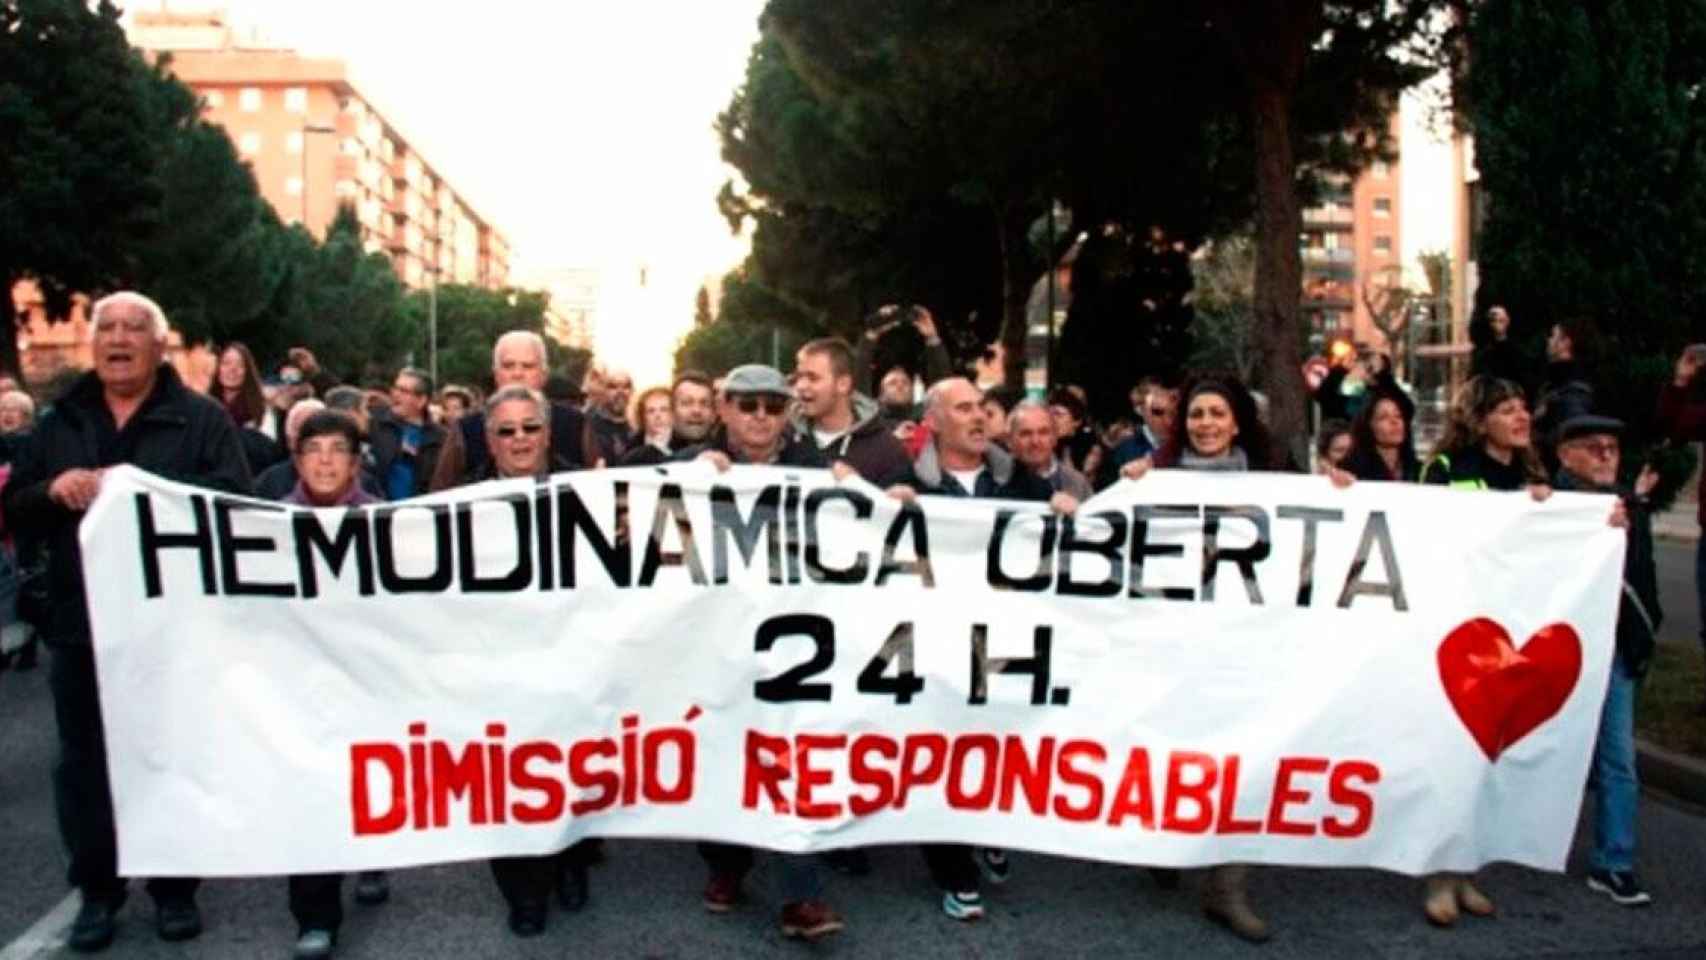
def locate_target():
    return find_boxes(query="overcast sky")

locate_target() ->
[148,0,766,383]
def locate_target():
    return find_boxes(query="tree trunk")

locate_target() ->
[1249,85,1306,467]
[996,206,1031,389]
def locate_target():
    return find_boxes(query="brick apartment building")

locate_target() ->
[1300,114,1404,353]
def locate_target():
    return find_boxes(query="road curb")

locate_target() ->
[1636,737,1706,805]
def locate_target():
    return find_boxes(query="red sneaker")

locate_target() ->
[703,873,742,914]
[780,899,846,941]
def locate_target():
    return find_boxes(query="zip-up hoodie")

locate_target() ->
[790,392,911,487]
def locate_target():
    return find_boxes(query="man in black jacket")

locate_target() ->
[368,367,444,500]
[429,331,590,487]
[1554,414,1661,908]
[2,292,251,952]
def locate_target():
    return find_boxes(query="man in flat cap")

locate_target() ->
[1553,414,1660,908]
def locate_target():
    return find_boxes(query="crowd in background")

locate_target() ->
[0,292,1689,956]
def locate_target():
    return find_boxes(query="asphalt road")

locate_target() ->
[1,548,1704,958]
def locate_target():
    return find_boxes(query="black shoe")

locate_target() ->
[67,894,124,953]
[1587,869,1653,907]
[507,900,548,937]
[1150,867,1182,890]
[557,861,589,912]
[583,838,607,865]
[14,639,36,671]
[824,849,871,876]
[155,896,202,942]
[353,870,389,905]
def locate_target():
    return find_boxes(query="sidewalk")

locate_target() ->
[1654,505,1699,543]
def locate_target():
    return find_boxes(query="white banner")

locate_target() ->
[81,463,1624,877]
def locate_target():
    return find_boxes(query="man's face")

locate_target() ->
[1559,433,1620,487]
[389,373,428,422]
[493,342,546,391]
[601,371,633,419]
[929,380,987,461]
[672,381,715,441]
[1489,307,1510,339]
[1547,324,1572,362]
[0,402,28,434]
[486,399,548,477]
[295,430,359,503]
[879,368,913,408]
[1009,407,1056,473]
[92,303,164,395]
[980,399,1009,443]
[1143,389,1179,440]
[726,391,787,455]
[792,350,848,421]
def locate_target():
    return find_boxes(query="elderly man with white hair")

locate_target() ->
[428,330,592,487]
[2,292,251,952]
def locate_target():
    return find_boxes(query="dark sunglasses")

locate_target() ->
[493,421,545,439]
[735,395,788,416]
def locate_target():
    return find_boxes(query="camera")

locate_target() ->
[863,303,924,331]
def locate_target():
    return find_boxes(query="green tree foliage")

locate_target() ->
[300,206,415,384]
[407,282,580,393]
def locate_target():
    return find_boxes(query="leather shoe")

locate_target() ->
[507,900,547,937]
[155,897,202,942]
[67,894,124,953]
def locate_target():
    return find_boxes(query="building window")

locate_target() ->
[203,90,224,109]
[239,132,260,155]
[286,131,303,154]
[284,87,308,114]
[1374,235,1393,254]
[335,179,357,198]
[1373,160,1390,178]
[285,177,303,197]
[1373,196,1392,217]
[239,87,262,112]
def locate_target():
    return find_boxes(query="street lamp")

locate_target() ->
[300,122,337,231]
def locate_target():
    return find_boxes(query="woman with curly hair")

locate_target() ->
[1343,385,1420,482]
[1420,376,1548,494]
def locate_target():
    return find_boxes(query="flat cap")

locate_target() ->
[722,364,792,397]
[1555,413,1625,446]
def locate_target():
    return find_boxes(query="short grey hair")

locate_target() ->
[1008,398,1052,427]
[0,390,35,419]
[484,384,548,425]
[323,385,366,413]
[90,291,169,343]
[491,330,547,371]
[284,399,326,450]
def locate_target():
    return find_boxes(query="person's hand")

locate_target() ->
[1609,498,1630,529]
[1528,483,1553,502]
[1676,348,1703,387]
[893,421,917,443]
[1048,492,1079,516]
[885,483,918,503]
[865,304,902,341]
[830,461,858,483]
[48,468,103,511]
[1119,456,1153,482]
[1636,464,1660,498]
[1329,468,1356,489]
[912,306,940,345]
[697,450,732,473]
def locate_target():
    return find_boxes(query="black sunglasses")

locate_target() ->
[735,395,788,416]
[493,421,545,439]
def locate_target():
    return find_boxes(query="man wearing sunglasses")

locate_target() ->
[680,364,845,942]
[430,331,592,488]
[1553,414,1661,909]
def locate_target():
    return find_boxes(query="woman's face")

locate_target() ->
[1325,432,1353,468]
[217,348,247,391]
[1371,398,1406,448]
[1483,397,1531,450]
[295,431,358,504]
[1186,392,1239,458]
[643,394,673,437]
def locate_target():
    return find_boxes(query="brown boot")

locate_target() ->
[1202,864,1271,943]
[1456,876,1495,917]
[1423,873,1459,927]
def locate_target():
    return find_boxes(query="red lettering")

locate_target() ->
[795,734,846,819]
[1161,751,1218,833]
[620,715,640,807]
[642,729,695,804]
[1324,761,1380,838]
[1266,756,1328,837]
[946,734,1000,811]
[896,733,947,808]
[429,741,488,827]
[1106,747,1156,829]
[508,742,566,824]
[742,730,792,813]
[350,744,407,836]
[568,738,619,815]
[1214,755,1263,835]
[998,735,1054,814]
[848,735,897,815]
[1051,739,1106,822]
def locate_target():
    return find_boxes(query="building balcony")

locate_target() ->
[1302,206,1354,228]
[1301,247,1355,264]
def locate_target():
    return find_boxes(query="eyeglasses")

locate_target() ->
[735,396,788,416]
[1568,440,1620,459]
[493,421,545,439]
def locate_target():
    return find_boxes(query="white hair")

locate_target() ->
[492,330,547,371]
[90,291,169,343]
[0,390,34,419]
[284,399,326,450]
[1008,398,1052,427]
[484,384,548,424]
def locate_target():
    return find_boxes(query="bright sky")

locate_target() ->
[151,0,765,386]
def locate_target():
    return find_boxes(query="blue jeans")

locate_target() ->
[1589,656,1638,873]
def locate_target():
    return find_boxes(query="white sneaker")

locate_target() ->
[979,848,1011,885]
[293,928,336,959]
[941,890,984,921]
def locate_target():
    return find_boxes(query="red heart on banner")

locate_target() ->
[1436,618,1583,762]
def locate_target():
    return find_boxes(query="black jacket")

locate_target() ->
[433,402,589,490]
[1553,469,1661,677]
[789,393,911,487]
[585,410,638,466]
[237,426,286,474]
[2,365,252,644]
[899,441,1052,502]
[368,412,445,499]
[676,426,828,469]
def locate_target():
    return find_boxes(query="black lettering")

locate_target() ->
[1337,511,1408,610]
[1058,510,1126,598]
[875,503,934,587]
[292,508,375,598]
[968,624,1053,706]
[1128,504,1199,601]
[375,503,454,593]
[556,481,631,588]
[803,488,873,584]
[215,497,294,597]
[1277,506,1342,606]
[1201,505,1268,604]
[639,483,708,586]
[135,492,217,598]
[709,485,781,584]
[986,509,1056,592]
[456,494,534,592]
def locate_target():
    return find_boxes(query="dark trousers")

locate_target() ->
[490,840,591,908]
[288,874,342,932]
[49,646,199,904]
[921,844,979,892]
[697,842,822,901]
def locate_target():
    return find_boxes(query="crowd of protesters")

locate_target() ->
[0,293,1684,956]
